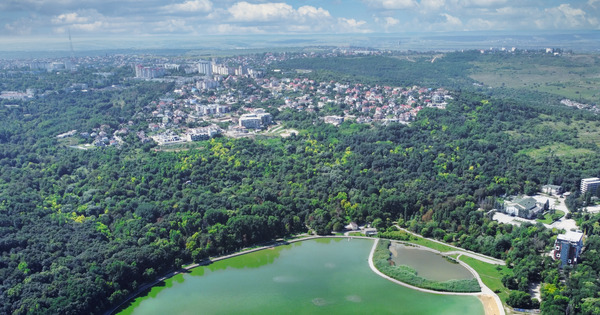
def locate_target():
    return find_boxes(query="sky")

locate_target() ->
[1,0,599,40]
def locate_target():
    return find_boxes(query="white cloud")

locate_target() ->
[385,17,400,26]
[52,12,91,24]
[225,1,335,33]
[228,2,295,22]
[364,0,417,10]
[466,17,496,30]
[211,23,267,34]
[297,5,331,21]
[337,17,371,33]
[537,4,592,29]
[162,0,213,13]
[4,18,34,36]
[71,21,104,32]
[454,0,508,7]
[441,13,462,27]
[375,16,400,32]
[420,0,446,11]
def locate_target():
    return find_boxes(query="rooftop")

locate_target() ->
[557,231,584,243]
[510,197,537,210]
[582,177,600,183]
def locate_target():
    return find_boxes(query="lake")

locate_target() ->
[118,238,483,315]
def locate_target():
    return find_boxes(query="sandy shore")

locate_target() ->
[479,294,502,315]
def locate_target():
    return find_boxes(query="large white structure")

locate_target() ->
[186,125,220,141]
[196,104,230,116]
[212,63,230,76]
[239,111,272,129]
[197,60,211,75]
[581,177,600,195]
[503,196,545,219]
[135,65,165,79]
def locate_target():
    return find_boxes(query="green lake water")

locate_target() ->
[118,238,484,315]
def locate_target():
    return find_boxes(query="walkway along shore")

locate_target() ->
[107,235,504,315]
[395,226,506,265]
[368,238,505,315]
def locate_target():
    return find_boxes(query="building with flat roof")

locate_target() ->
[581,177,600,195]
[197,60,211,75]
[239,111,271,129]
[503,196,545,219]
[552,231,584,267]
[542,184,563,195]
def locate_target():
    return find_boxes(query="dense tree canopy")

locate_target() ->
[2,52,600,314]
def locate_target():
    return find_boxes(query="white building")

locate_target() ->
[135,65,165,79]
[197,60,211,75]
[503,197,545,219]
[197,104,230,116]
[239,111,271,129]
[581,178,600,195]
[186,125,220,141]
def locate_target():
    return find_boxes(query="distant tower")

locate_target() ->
[68,29,75,58]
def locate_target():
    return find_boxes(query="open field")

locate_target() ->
[406,235,457,252]
[459,256,513,304]
[519,143,594,160]
[469,54,600,104]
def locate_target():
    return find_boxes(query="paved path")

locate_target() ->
[368,239,505,315]
[395,226,506,265]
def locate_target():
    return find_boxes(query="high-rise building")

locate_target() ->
[581,177,600,195]
[552,231,584,267]
[197,60,211,75]
[135,65,165,79]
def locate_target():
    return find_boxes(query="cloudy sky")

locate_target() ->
[1,0,599,38]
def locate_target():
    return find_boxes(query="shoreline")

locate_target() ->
[105,235,371,315]
[367,238,505,315]
[107,235,505,315]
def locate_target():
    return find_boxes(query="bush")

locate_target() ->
[507,290,535,309]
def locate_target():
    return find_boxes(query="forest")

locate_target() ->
[2,51,600,314]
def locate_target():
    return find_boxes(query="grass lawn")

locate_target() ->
[459,255,513,304]
[405,235,456,252]
[519,143,594,161]
[537,210,566,224]
[381,230,459,253]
